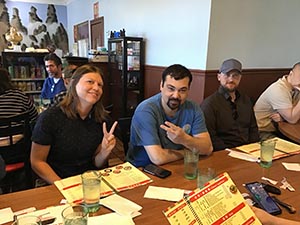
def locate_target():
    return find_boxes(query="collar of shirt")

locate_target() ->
[218,86,241,102]
[76,106,97,121]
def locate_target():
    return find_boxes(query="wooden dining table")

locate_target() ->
[278,121,300,144]
[0,150,299,225]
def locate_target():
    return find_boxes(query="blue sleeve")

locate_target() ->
[132,109,163,146]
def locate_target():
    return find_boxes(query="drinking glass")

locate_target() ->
[184,149,199,180]
[260,139,276,168]
[81,170,101,213]
[197,167,216,189]
[61,205,88,225]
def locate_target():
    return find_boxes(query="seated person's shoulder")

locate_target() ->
[200,93,218,109]
[135,95,161,112]
[10,89,28,97]
[38,106,62,120]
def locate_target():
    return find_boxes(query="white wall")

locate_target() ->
[9,0,300,70]
[67,0,211,70]
[207,0,300,69]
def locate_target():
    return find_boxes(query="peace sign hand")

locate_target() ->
[101,121,118,153]
[160,121,186,144]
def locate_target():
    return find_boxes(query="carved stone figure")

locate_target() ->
[5,26,23,48]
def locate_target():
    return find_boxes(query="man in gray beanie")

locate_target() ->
[201,58,259,151]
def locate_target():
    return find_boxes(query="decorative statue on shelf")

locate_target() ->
[120,28,126,37]
[110,28,126,38]
[110,31,114,38]
[5,26,23,49]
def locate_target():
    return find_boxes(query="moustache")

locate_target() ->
[169,98,180,102]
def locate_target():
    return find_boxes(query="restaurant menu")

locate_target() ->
[163,172,262,225]
[54,162,152,204]
[236,137,300,160]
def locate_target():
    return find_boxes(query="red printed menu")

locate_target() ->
[163,172,262,225]
[54,162,152,204]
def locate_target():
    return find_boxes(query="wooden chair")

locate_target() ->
[0,111,33,193]
[117,117,132,156]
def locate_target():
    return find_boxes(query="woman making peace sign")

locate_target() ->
[31,64,117,184]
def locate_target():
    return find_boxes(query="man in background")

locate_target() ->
[254,62,300,140]
[52,65,77,105]
[40,53,66,103]
[126,64,212,167]
[201,58,259,151]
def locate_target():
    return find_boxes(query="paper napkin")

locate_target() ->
[282,162,300,171]
[100,194,142,217]
[17,204,69,225]
[0,207,14,225]
[144,186,185,202]
[226,149,259,162]
[88,213,135,225]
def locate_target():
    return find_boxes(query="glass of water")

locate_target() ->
[81,170,101,213]
[61,205,88,225]
[260,139,276,168]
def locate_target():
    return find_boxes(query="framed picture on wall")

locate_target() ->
[77,20,89,41]
[94,2,99,19]
[73,25,78,42]
[74,21,89,43]
[90,17,104,49]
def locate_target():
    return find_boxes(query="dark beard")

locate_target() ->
[167,98,180,110]
[222,84,236,93]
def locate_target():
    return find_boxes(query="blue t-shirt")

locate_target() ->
[126,93,207,167]
[41,77,66,101]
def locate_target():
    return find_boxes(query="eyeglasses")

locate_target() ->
[222,72,241,79]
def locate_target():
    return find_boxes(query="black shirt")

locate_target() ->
[32,106,103,178]
[201,86,259,151]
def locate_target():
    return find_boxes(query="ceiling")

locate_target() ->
[8,0,73,6]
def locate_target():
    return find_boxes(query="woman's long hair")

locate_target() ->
[0,68,13,95]
[59,64,108,123]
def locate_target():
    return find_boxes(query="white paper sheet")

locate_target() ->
[88,213,135,225]
[17,204,69,225]
[226,149,259,162]
[0,207,14,225]
[282,162,300,171]
[100,194,142,217]
[144,186,185,202]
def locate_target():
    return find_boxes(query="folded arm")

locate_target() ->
[145,124,213,166]
[144,145,184,166]
[277,101,300,124]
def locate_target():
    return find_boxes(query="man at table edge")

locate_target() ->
[254,62,300,140]
[126,64,213,167]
